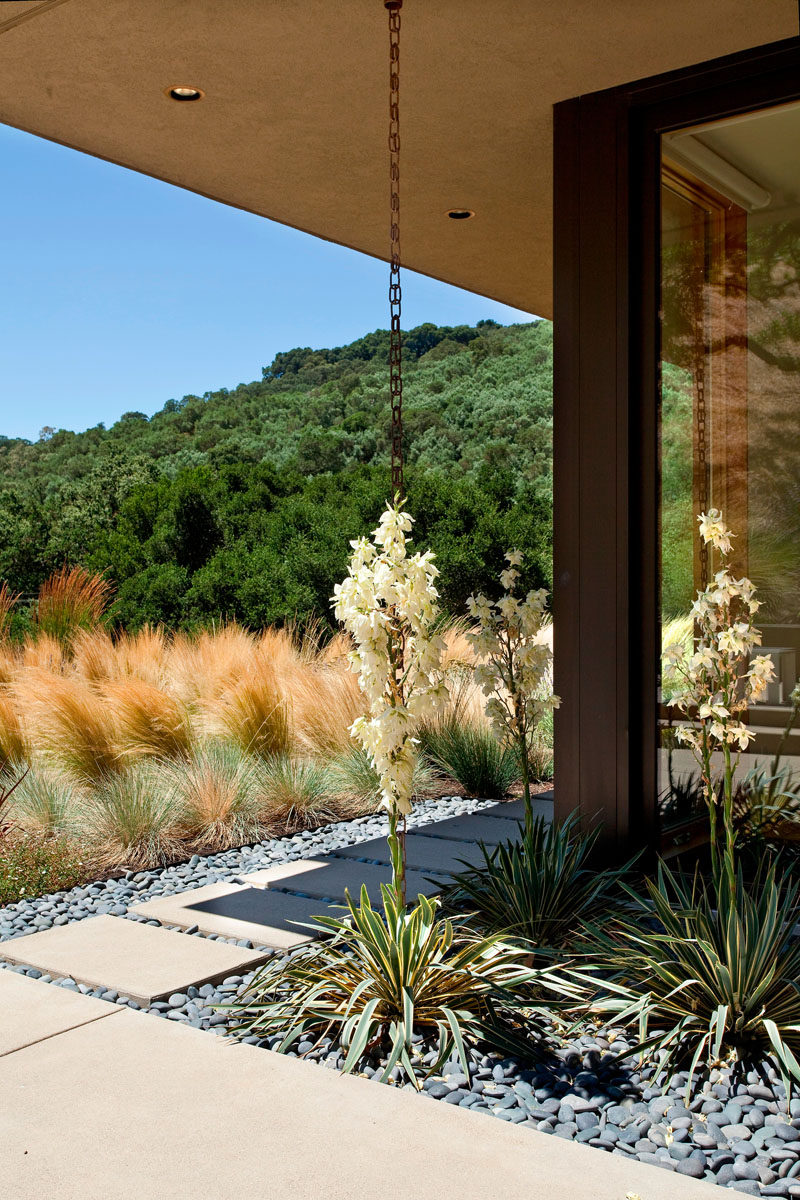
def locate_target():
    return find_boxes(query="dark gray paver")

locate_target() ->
[481,795,554,822]
[247,858,440,904]
[333,832,490,874]
[410,813,523,844]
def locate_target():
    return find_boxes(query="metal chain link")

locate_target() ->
[386,0,403,499]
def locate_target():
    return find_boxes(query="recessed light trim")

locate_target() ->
[165,85,205,102]
[446,208,475,220]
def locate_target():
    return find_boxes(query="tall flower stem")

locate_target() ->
[386,808,406,908]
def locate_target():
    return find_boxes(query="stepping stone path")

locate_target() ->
[0,795,553,1004]
[0,914,270,1006]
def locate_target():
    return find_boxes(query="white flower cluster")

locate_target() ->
[332,503,448,815]
[663,510,775,756]
[465,551,559,759]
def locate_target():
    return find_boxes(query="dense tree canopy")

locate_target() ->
[0,319,554,631]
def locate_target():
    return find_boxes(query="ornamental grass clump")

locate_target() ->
[466,551,558,824]
[80,762,182,870]
[333,501,448,904]
[230,884,575,1087]
[35,565,113,642]
[169,743,267,851]
[419,715,519,799]
[255,754,340,831]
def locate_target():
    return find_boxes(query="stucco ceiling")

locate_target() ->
[0,0,797,317]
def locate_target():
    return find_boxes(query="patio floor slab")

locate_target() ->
[483,795,554,821]
[241,857,440,902]
[0,1003,722,1200]
[132,881,331,947]
[0,967,118,1057]
[333,832,490,874]
[411,812,523,844]
[0,915,270,1006]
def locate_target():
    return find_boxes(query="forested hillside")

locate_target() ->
[0,319,554,631]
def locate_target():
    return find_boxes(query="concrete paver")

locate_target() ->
[0,915,270,1006]
[483,795,554,821]
[132,881,329,947]
[0,1002,723,1200]
[242,857,440,902]
[0,967,118,1056]
[333,832,490,874]
[412,812,523,844]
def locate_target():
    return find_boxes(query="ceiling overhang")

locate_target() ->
[0,0,797,318]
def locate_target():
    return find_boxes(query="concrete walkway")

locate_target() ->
[1,795,554,998]
[0,969,723,1200]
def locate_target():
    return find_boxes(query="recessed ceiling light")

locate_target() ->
[446,208,475,220]
[165,85,205,102]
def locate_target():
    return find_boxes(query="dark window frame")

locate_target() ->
[552,35,800,853]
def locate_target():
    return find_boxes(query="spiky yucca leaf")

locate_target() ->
[584,858,800,1098]
[229,885,578,1086]
[440,815,634,954]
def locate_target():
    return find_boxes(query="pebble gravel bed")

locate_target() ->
[2,792,799,1194]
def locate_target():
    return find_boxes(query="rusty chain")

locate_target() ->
[386,0,403,499]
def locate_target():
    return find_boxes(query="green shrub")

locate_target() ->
[419,717,519,799]
[585,858,800,1096]
[229,885,575,1086]
[440,815,632,954]
[0,835,85,905]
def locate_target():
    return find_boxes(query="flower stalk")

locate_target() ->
[466,551,558,830]
[333,502,448,907]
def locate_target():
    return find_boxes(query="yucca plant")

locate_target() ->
[419,716,519,799]
[440,815,633,954]
[230,884,575,1086]
[584,858,800,1098]
[170,743,267,851]
[80,762,182,869]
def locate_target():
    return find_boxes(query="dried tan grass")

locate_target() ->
[116,625,169,686]
[17,672,120,782]
[292,663,364,757]
[0,691,28,764]
[215,667,292,757]
[20,633,66,673]
[169,623,255,706]
[71,627,119,683]
[36,565,113,641]
[104,679,194,760]
[170,744,266,851]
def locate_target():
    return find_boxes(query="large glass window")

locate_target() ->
[659,101,800,844]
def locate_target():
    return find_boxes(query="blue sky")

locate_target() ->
[0,124,534,443]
